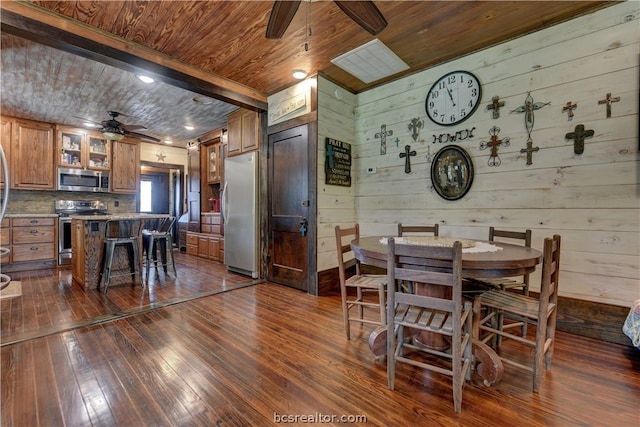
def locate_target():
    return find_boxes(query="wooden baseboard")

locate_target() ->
[317,266,633,346]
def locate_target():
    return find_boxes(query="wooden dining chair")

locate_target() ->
[386,238,473,413]
[472,234,561,392]
[397,223,439,237]
[334,224,387,340]
[481,227,533,295]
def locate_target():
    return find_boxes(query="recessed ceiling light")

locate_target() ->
[184,125,195,131]
[83,122,98,128]
[292,69,307,80]
[164,140,173,145]
[137,75,154,84]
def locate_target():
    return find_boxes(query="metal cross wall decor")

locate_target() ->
[486,96,505,119]
[375,124,393,155]
[480,126,510,167]
[399,145,417,173]
[562,101,577,120]
[597,92,620,118]
[408,118,424,142]
[511,92,549,166]
[520,141,539,166]
[565,124,594,155]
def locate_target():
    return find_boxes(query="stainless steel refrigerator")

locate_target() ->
[222,151,259,278]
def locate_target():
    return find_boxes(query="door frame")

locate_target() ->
[266,114,318,295]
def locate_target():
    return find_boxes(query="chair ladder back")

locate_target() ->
[398,223,439,237]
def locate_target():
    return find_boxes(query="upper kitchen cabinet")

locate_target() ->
[227,108,258,157]
[57,126,110,170]
[199,128,225,184]
[0,116,12,189]
[110,138,140,194]
[11,118,55,190]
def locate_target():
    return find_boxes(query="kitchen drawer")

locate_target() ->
[186,232,199,245]
[12,243,55,262]
[12,226,55,244]
[1,218,9,228]
[201,224,213,233]
[186,243,198,256]
[201,214,221,225]
[12,217,55,227]
[208,237,219,261]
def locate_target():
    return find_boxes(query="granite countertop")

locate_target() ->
[202,212,221,216]
[70,213,170,220]
[5,213,59,218]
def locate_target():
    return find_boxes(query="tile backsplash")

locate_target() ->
[6,190,136,214]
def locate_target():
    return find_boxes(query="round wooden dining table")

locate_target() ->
[351,235,543,385]
[350,236,542,279]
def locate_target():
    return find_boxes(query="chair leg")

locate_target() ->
[145,235,154,285]
[131,240,141,285]
[167,235,176,275]
[341,287,350,340]
[159,239,168,273]
[102,242,115,294]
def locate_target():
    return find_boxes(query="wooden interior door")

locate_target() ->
[268,125,310,291]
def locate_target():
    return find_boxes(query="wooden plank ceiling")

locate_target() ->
[0,1,616,146]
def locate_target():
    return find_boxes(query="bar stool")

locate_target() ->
[142,216,176,284]
[99,219,142,294]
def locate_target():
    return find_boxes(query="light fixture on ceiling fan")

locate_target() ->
[266,0,387,39]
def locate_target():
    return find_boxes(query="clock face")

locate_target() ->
[425,71,481,126]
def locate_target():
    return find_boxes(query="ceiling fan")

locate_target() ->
[78,111,160,143]
[266,0,387,39]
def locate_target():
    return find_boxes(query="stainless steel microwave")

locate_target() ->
[58,167,109,192]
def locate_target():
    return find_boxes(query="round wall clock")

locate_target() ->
[425,70,482,126]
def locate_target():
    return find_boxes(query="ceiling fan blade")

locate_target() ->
[73,116,102,126]
[334,1,387,35]
[125,131,160,143]
[122,124,147,131]
[266,0,301,39]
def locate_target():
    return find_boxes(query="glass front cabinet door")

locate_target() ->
[207,143,220,183]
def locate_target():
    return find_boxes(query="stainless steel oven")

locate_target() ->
[55,200,108,265]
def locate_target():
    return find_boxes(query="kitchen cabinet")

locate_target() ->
[227,108,259,157]
[1,218,9,265]
[0,116,12,189]
[186,213,223,262]
[11,118,55,190]
[9,217,56,264]
[57,126,110,170]
[187,145,201,232]
[111,138,140,194]
[206,142,222,183]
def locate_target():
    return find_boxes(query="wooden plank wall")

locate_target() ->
[316,2,639,309]
[316,79,357,273]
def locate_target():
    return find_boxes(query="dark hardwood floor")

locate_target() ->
[1,253,639,426]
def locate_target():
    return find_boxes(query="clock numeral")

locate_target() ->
[467,80,474,88]
[468,99,474,108]
[471,88,478,97]
[438,81,446,90]
[448,75,456,84]
[432,108,439,116]
[431,90,440,100]
[450,114,456,122]
[460,109,466,117]
[429,101,435,109]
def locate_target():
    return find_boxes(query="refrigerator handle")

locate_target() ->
[221,180,229,222]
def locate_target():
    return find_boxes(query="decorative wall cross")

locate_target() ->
[511,92,550,136]
[486,96,505,119]
[375,124,393,155]
[597,92,620,118]
[512,92,548,166]
[520,140,539,166]
[408,118,424,142]
[399,145,417,173]
[480,126,510,167]
[565,124,594,155]
[326,143,335,169]
[562,101,577,120]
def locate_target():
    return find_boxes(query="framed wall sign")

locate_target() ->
[430,145,474,200]
[325,138,351,187]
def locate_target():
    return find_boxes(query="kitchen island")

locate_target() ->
[71,214,168,290]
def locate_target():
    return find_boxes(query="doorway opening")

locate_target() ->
[139,161,185,245]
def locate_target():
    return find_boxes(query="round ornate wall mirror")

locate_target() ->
[430,145,474,200]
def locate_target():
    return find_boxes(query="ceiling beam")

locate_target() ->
[0,1,268,111]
